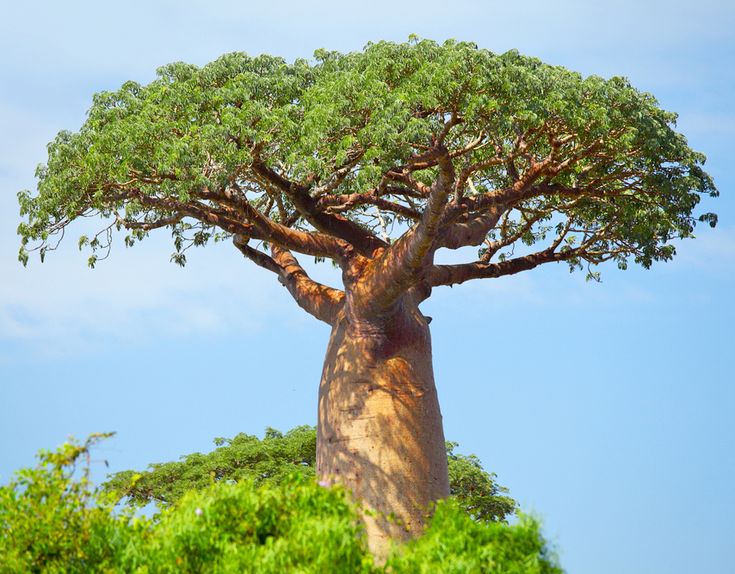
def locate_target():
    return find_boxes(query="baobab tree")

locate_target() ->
[18,39,716,558]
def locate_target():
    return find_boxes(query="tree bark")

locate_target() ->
[316,295,449,561]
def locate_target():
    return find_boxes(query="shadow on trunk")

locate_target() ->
[317,295,449,560]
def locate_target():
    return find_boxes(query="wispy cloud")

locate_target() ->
[0,236,296,358]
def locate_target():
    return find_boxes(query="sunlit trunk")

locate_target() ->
[316,297,449,561]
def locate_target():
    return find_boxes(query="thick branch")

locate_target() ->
[222,185,353,261]
[434,152,555,250]
[358,147,455,312]
[426,248,578,288]
[426,213,617,288]
[436,207,504,249]
[233,236,344,325]
[251,160,387,256]
[433,147,603,251]
[479,209,549,262]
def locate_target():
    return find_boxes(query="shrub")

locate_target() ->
[0,435,562,573]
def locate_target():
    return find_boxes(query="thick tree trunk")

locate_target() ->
[316,296,449,560]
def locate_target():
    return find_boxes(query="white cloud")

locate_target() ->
[0,234,297,357]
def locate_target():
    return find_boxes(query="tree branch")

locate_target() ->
[133,192,255,238]
[115,213,183,231]
[195,185,354,262]
[436,207,504,250]
[118,187,350,263]
[358,146,455,312]
[479,209,549,262]
[426,212,617,288]
[426,248,577,288]
[250,159,387,256]
[311,149,365,197]
[317,190,421,221]
[233,236,344,325]
[435,151,555,249]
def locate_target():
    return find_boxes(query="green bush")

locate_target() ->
[103,426,319,509]
[0,435,562,573]
[137,477,371,573]
[386,505,561,574]
[0,433,144,573]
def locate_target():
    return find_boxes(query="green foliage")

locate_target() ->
[0,436,559,573]
[104,425,317,508]
[139,477,371,573]
[447,441,516,522]
[385,503,561,574]
[0,433,145,573]
[103,426,516,523]
[19,39,715,276]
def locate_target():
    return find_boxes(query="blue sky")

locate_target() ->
[1,1,733,572]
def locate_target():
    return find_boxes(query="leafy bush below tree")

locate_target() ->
[0,432,561,573]
[103,425,516,524]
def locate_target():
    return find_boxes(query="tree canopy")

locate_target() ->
[19,39,716,309]
[102,426,516,524]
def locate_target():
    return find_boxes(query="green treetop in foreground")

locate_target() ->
[18,38,717,556]
[102,426,516,524]
[0,434,559,574]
